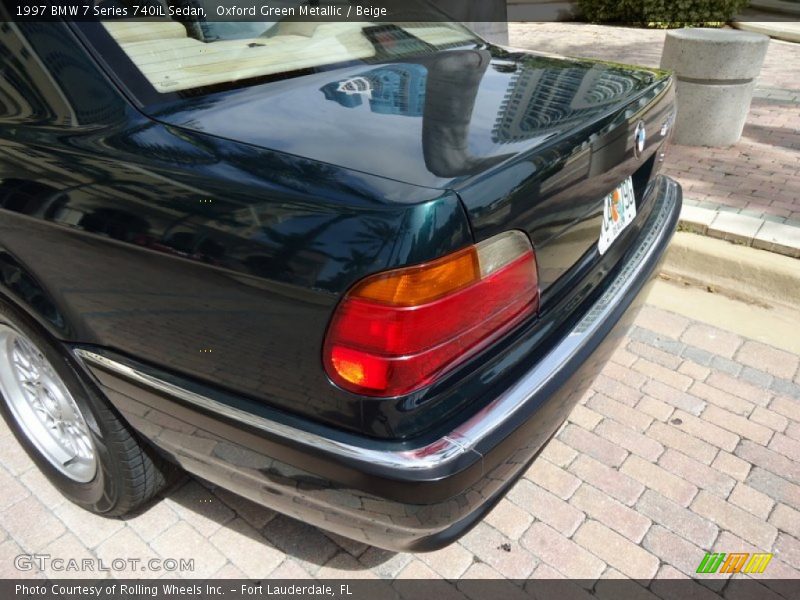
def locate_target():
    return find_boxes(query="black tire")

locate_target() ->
[0,299,176,517]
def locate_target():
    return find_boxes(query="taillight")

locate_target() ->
[323,231,539,397]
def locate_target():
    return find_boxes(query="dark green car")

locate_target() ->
[0,9,680,550]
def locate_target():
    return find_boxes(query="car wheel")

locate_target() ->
[0,302,175,516]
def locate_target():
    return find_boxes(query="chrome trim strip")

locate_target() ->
[75,178,679,472]
[73,348,472,471]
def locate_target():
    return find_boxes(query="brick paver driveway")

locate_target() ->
[1,282,799,591]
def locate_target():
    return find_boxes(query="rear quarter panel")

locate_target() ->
[0,22,473,435]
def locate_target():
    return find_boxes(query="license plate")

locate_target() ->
[598,177,636,255]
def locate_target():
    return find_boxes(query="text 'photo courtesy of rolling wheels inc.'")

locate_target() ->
[0,0,799,599]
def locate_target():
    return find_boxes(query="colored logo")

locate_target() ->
[696,552,773,574]
[611,189,622,222]
[634,120,647,158]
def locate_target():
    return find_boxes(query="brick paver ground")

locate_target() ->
[1,300,798,592]
[509,23,800,224]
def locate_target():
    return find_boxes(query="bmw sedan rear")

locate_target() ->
[0,8,680,550]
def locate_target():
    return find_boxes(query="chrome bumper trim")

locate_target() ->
[74,347,476,471]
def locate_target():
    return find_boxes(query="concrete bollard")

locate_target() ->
[660,28,770,147]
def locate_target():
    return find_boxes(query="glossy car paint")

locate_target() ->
[0,21,674,448]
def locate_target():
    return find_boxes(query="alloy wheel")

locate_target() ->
[0,324,96,483]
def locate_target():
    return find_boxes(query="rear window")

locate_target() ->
[84,1,478,99]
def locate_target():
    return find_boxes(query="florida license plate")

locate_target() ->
[598,177,636,255]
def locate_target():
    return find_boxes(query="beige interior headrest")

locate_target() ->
[104,21,189,44]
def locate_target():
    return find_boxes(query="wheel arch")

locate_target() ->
[0,244,77,341]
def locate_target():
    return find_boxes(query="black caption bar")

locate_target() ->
[2,578,799,600]
[4,0,796,23]
[3,1,508,23]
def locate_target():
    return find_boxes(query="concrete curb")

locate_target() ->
[663,231,800,310]
[733,9,800,43]
[679,204,800,258]
[734,21,800,44]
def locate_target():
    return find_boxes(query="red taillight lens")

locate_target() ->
[323,231,540,397]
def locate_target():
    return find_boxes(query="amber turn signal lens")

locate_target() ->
[350,246,480,307]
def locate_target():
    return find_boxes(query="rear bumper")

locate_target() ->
[75,175,682,552]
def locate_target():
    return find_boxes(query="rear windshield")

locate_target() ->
[84,1,479,100]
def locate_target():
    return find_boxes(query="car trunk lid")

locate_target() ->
[148,47,668,190]
[149,45,673,301]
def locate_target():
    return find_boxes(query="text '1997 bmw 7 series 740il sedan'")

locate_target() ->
[0,3,681,551]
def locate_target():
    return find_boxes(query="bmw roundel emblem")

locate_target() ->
[634,121,647,158]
